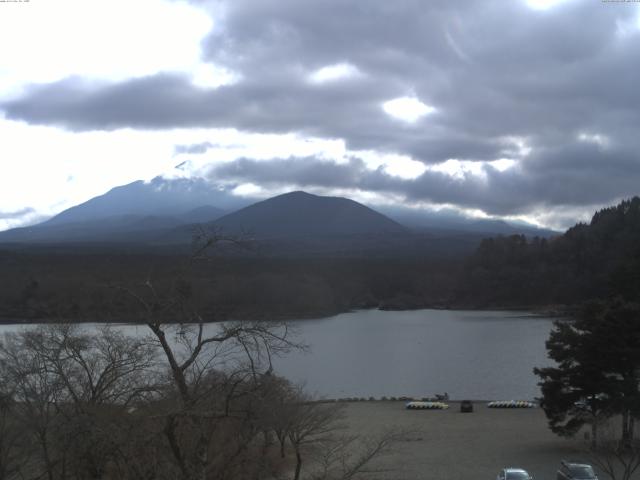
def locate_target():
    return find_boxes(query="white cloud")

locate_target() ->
[0,0,213,97]
[0,119,180,220]
[427,158,516,180]
[353,150,427,180]
[383,157,427,179]
[232,183,263,197]
[428,159,483,179]
[382,96,436,123]
[578,132,610,148]
[191,64,241,89]
[500,136,532,157]
[488,159,518,171]
[308,63,362,84]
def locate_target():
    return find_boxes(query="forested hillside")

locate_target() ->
[2,198,639,323]
[0,252,459,323]
[458,197,640,307]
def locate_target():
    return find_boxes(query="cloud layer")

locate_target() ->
[2,0,640,226]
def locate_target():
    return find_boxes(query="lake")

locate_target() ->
[0,309,556,401]
[273,309,556,401]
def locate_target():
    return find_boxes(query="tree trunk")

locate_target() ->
[622,409,630,444]
[195,429,208,480]
[276,433,286,458]
[164,415,188,479]
[261,430,273,458]
[293,447,302,480]
[39,429,55,480]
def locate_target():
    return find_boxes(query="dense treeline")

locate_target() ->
[458,197,640,307]
[2,197,639,322]
[0,252,460,323]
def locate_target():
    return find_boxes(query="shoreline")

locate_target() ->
[0,303,572,325]
[316,397,540,404]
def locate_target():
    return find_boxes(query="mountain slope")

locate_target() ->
[377,205,557,237]
[44,177,240,226]
[0,208,230,244]
[0,214,180,243]
[211,191,407,237]
[0,176,235,244]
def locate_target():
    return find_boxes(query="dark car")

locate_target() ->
[460,400,473,413]
[557,461,597,480]
[497,468,533,480]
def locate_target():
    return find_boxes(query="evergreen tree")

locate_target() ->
[534,300,640,445]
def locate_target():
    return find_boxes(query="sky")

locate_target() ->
[1,0,640,231]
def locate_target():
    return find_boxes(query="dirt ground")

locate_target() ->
[340,401,591,480]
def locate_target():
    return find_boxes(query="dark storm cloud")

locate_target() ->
[209,143,640,217]
[211,157,393,191]
[2,0,640,218]
[2,73,407,154]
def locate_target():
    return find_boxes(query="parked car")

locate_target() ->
[460,400,473,412]
[557,461,597,480]
[497,468,533,480]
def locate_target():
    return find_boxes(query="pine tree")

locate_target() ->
[534,300,640,446]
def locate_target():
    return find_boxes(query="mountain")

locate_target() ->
[378,205,557,237]
[181,205,226,224]
[43,176,243,227]
[0,177,237,244]
[0,174,555,255]
[0,213,209,244]
[211,191,407,238]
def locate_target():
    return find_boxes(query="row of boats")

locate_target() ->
[405,400,537,410]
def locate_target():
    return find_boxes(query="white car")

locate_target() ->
[497,468,533,480]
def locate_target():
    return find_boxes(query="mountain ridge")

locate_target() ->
[0,177,557,249]
[210,191,407,238]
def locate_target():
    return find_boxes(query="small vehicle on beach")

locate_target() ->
[557,461,597,480]
[497,467,533,480]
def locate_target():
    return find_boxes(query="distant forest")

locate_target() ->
[0,254,458,323]
[1,197,639,323]
[458,197,640,308]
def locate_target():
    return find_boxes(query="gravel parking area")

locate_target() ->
[341,401,589,480]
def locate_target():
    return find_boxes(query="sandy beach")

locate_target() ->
[340,401,589,480]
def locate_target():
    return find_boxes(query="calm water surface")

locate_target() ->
[273,309,555,401]
[0,309,555,401]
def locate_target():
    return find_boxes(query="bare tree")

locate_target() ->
[282,394,410,480]
[0,392,29,480]
[0,328,67,480]
[0,324,160,480]
[309,428,408,480]
[286,399,346,480]
[117,231,303,480]
[587,420,640,480]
